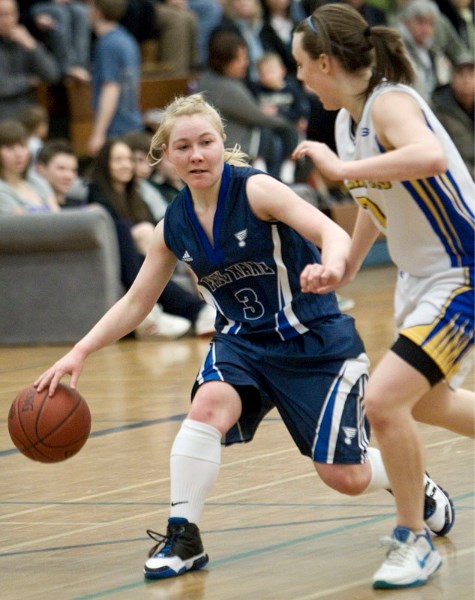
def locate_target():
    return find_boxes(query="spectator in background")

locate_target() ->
[88,0,143,156]
[396,0,452,99]
[394,0,469,99]
[17,101,49,163]
[197,30,300,179]
[124,129,212,298]
[23,0,91,81]
[251,51,310,182]
[451,0,474,54]
[343,0,387,25]
[188,0,223,68]
[259,0,306,76]
[0,0,59,120]
[123,129,169,222]
[211,0,266,81]
[126,0,200,76]
[35,138,81,206]
[155,0,199,76]
[253,52,310,134]
[36,136,198,339]
[86,138,217,336]
[120,0,158,44]
[431,58,474,177]
[434,0,474,54]
[0,119,58,213]
[149,151,184,203]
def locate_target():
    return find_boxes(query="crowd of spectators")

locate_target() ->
[0,0,473,337]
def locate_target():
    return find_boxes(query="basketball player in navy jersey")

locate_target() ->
[292,4,474,589]
[35,93,454,584]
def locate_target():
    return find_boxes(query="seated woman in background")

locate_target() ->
[122,130,169,223]
[0,120,59,214]
[124,130,205,296]
[197,30,300,180]
[85,138,216,338]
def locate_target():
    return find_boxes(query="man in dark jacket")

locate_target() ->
[431,59,475,178]
[0,0,59,119]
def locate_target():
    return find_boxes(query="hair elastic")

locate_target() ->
[306,15,319,35]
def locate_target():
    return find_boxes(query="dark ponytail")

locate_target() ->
[367,25,415,92]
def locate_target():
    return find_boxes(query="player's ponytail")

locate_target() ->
[367,25,415,93]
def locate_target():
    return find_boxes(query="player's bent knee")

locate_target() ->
[314,463,369,496]
[189,385,242,432]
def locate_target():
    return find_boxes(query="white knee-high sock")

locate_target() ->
[169,419,222,524]
[364,447,391,493]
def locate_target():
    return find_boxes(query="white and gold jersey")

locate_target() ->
[335,82,475,279]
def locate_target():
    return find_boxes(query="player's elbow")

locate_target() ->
[431,154,448,174]
[426,145,448,175]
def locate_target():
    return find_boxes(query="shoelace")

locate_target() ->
[146,528,176,558]
[379,537,413,566]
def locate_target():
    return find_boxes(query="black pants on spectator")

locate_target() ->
[115,218,203,323]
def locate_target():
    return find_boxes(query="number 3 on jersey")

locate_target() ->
[235,288,264,320]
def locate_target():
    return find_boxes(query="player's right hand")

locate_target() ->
[34,347,85,397]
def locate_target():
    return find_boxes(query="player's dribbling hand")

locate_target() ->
[34,347,85,397]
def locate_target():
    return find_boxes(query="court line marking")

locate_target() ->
[0,484,472,556]
[0,434,468,523]
[0,471,330,551]
[0,435,471,543]
[70,521,475,600]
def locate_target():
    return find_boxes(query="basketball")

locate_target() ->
[8,383,91,463]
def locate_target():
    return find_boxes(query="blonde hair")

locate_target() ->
[149,94,250,167]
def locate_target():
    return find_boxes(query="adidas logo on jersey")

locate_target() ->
[234,229,248,247]
[182,250,193,262]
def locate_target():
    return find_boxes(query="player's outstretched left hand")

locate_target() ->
[300,263,343,294]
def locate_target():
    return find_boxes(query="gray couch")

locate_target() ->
[0,206,123,345]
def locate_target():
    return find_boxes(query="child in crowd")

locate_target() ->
[253,52,310,134]
[252,52,311,183]
[17,103,50,165]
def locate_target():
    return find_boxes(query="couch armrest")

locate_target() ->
[0,205,123,345]
[0,206,114,253]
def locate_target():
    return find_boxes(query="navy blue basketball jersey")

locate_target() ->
[163,163,340,342]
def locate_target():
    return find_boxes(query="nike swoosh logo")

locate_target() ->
[419,550,431,567]
[170,501,189,507]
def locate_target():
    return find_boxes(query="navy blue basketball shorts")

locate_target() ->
[191,320,371,465]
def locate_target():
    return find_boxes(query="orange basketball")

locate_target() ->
[8,383,91,463]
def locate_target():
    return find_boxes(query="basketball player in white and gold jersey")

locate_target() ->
[292,3,474,590]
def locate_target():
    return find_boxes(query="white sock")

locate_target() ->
[169,419,222,524]
[364,446,391,493]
